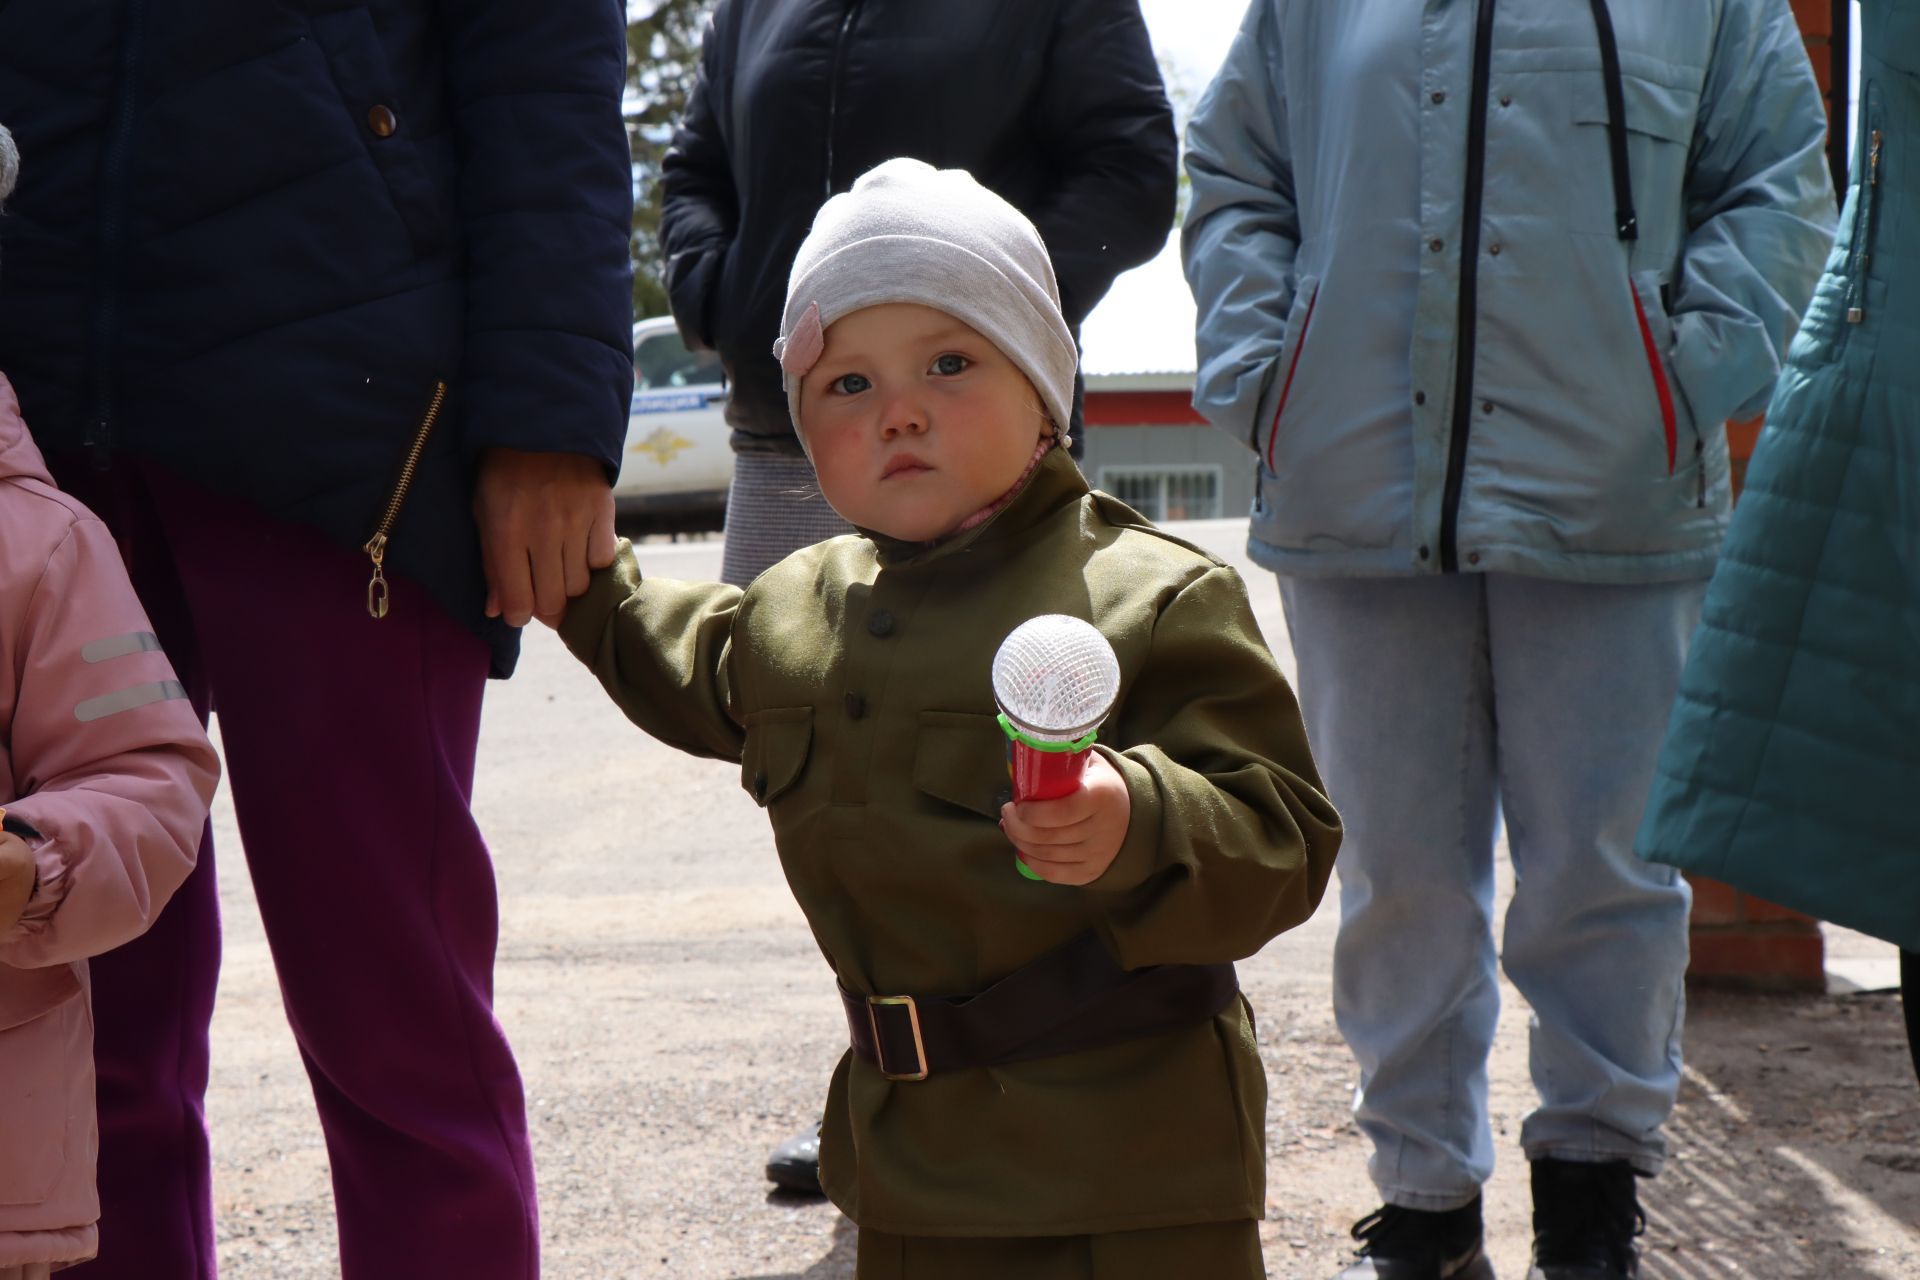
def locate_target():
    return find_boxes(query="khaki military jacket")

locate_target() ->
[561,447,1341,1236]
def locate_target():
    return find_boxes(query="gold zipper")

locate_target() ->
[362,380,448,619]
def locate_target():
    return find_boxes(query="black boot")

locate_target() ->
[764,1122,823,1195]
[1527,1158,1646,1279]
[1334,1196,1497,1279]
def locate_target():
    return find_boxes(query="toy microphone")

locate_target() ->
[991,614,1121,881]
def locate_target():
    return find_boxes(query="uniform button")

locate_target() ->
[1414,390,1427,406]
[844,692,867,721]
[1467,551,1483,566]
[1431,90,1447,104]
[994,786,1014,809]
[866,610,895,638]
[752,770,768,800]
[367,105,398,137]
[1429,237,1445,253]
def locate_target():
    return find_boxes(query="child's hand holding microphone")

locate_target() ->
[993,615,1132,886]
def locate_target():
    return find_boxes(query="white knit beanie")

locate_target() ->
[773,158,1078,447]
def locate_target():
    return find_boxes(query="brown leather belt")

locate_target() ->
[839,931,1239,1082]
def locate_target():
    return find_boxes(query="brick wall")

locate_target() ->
[1684,0,1838,993]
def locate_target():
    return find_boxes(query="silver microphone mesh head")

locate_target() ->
[991,614,1121,742]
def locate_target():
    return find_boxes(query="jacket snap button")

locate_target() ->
[844,692,867,721]
[367,105,398,137]
[1431,90,1446,104]
[1489,243,1502,257]
[1482,400,1495,414]
[1501,94,1513,108]
[1419,545,1431,561]
[866,610,895,638]
[753,770,768,800]
[1414,391,1426,406]
[1428,237,1445,253]
[1467,552,1483,566]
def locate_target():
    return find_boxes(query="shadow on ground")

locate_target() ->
[1643,988,1919,1279]
[735,1203,856,1279]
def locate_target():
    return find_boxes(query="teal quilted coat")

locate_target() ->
[1636,0,1920,953]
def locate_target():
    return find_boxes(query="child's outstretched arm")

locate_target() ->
[1072,564,1343,969]
[558,539,747,761]
[0,514,219,967]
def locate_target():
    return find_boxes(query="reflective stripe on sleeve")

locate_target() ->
[74,679,190,723]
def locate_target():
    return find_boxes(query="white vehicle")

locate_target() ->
[614,316,733,531]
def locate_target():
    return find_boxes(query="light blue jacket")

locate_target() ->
[1184,0,1836,583]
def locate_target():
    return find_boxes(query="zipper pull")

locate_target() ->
[84,417,113,471]
[1870,130,1884,186]
[363,532,391,620]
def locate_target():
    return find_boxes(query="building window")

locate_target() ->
[1097,465,1224,522]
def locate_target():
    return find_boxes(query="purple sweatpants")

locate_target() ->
[55,466,539,1279]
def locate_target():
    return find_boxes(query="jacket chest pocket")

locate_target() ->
[911,711,1011,820]
[308,6,451,258]
[740,707,813,807]
[1567,72,1698,239]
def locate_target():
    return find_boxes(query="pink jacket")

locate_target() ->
[0,375,218,1269]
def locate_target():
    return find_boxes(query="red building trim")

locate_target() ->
[1083,389,1206,427]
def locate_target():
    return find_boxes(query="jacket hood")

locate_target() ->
[0,373,49,487]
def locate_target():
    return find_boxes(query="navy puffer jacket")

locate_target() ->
[0,0,635,677]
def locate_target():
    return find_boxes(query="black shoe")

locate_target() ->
[764,1122,824,1195]
[1334,1197,1498,1279]
[1526,1158,1646,1279]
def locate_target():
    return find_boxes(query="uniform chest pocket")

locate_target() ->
[1567,72,1699,238]
[912,711,1012,820]
[740,707,813,807]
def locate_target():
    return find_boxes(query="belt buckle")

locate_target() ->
[866,994,929,1082]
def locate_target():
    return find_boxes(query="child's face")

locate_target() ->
[799,303,1048,542]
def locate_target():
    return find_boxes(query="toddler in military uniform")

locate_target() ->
[561,158,1342,1279]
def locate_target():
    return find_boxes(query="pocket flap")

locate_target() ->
[740,707,813,807]
[912,711,1009,820]
[0,963,82,1034]
[1571,73,1698,144]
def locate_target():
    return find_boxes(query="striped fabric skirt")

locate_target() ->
[721,451,854,588]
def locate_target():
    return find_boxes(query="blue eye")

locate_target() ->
[832,373,872,394]
[932,354,969,376]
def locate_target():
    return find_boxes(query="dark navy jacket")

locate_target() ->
[662,0,1177,455]
[0,0,635,677]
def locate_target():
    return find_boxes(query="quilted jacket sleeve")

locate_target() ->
[1,514,219,969]
[1025,0,1178,327]
[441,0,636,471]
[1090,564,1342,968]
[1181,0,1301,452]
[660,5,740,354]
[1670,0,1836,428]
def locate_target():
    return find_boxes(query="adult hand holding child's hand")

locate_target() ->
[0,832,35,933]
[475,448,619,630]
[999,751,1132,886]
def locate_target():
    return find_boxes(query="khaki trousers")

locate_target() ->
[855,1219,1264,1279]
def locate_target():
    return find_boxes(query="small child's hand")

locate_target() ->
[999,751,1132,886]
[0,832,35,933]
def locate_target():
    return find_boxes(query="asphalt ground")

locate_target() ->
[197,522,1919,1278]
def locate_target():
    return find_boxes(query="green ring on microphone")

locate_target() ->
[995,712,1099,753]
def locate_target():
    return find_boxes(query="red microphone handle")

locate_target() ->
[1009,739,1093,803]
